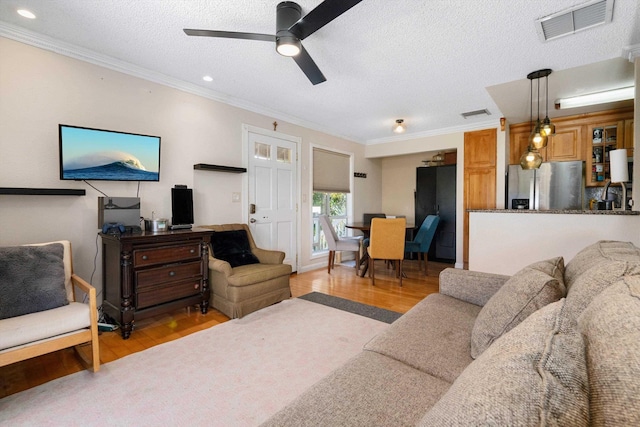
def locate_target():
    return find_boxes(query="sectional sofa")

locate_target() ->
[263,240,640,426]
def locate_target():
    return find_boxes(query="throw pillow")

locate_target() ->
[470,256,565,359]
[0,243,69,320]
[211,229,260,268]
[419,299,589,426]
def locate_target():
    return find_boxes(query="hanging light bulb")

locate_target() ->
[529,120,547,150]
[526,69,552,150]
[520,148,543,170]
[541,72,555,137]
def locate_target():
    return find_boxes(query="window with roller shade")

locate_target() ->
[312,148,352,254]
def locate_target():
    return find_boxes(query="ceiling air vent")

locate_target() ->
[536,0,613,42]
[461,109,491,119]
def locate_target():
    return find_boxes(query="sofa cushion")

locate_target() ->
[211,230,260,268]
[0,243,69,320]
[577,276,640,426]
[470,257,565,358]
[419,298,588,426]
[225,263,292,288]
[262,351,451,427]
[365,293,480,383]
[564,240,640,291]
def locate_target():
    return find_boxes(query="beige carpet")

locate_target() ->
[0,298,389,426]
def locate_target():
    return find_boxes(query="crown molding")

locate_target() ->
[0,21,362,144]
[366,119,500,145]
[622,43,640,62]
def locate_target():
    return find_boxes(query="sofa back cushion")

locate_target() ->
[419,299,589,426]
[470,257,565,358]
[211,230,260,268]
[0,243,69,320]
[578,276,640,426]
[564,240,640,291]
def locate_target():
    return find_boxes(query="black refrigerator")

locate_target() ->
[415,164,456,262]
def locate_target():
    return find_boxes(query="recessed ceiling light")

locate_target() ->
[202,76,213,82]
[17,9,36,19]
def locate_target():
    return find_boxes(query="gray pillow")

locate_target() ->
[419,299,589,426]
[470,257,565,358]
[0,243,69,319]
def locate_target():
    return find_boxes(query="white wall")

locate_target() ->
[469,211,640,275]
[0,37,383,293]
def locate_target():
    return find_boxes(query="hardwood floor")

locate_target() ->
[0,258,451,399]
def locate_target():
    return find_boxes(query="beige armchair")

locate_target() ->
[199,224,292,319]
[0,240,100,372]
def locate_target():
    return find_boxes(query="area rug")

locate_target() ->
[0,297,389,426]
[299,292,403,323]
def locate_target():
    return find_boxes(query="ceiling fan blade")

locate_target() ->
[288,0,362,40]
[292,45,326,85]
[183,29,275,42]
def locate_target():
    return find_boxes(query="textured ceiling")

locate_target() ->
[0,0,638,144]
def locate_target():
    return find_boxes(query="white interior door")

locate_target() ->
[246,128,298,270]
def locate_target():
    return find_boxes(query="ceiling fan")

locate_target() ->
[184,0,362,85]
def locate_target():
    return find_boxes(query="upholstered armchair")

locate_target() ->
[199,224,292,319]
[0,240,100,372]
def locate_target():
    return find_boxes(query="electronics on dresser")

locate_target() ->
[171,186,194,230]
[98,197,141,228]
[102,222,126,235]
[59,124,161,182]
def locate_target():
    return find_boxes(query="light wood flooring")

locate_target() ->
[0,258,451,398]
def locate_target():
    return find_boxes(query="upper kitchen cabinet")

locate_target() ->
[586,120,623,186]
[509,118,584,164]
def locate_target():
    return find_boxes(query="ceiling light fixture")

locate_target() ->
[393,119,406,134]
[276,36,301,57]
[526,69,554,151]
[17,9,36,19]
[555,86,634,109]
[520,70,551,170]
[202,75,213,82]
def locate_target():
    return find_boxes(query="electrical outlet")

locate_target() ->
[232,192,241,202]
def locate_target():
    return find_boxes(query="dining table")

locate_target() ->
[346,221,415,277]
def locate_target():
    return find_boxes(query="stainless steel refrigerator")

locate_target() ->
[507,161,584,210]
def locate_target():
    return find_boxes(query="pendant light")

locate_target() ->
[541,71,555,137]
[526,69,552,150]
[520,70,544,170]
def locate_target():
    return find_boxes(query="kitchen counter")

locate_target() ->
[468,210,640,275]
[469,209,640,215]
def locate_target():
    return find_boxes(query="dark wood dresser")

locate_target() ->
[101,229,212,339]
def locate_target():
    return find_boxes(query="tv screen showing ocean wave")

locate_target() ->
[59,124,161,182]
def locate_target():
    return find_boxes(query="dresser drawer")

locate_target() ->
[136,261,202,289]
[136,279,202,309]
[134,243,201,267]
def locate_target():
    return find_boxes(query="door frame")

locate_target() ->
[242,124,302,272]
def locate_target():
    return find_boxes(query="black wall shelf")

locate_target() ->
[193,164,247,173]
[0,187,86,196]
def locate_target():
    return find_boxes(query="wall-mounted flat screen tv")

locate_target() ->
[59,124,161,181]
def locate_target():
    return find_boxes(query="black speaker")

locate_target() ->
[171,188,194,226]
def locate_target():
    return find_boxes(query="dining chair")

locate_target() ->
[363,213,386,225]
[319,214,362,275]
[405,215,440,275]
[367,217,406,286]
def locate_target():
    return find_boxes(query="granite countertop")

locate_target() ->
[469,209,640,215]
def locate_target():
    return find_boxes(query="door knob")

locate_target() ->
[249,218,257,223]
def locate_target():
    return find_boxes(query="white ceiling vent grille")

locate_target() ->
[536,0,613,42]
[461,109,491,119]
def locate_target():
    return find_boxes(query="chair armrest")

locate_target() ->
[252,248,285,264]
[208,257,233,277]
[438,268,511,307]
[70,274,98,324]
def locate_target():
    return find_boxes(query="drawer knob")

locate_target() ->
[194,284,199,289]
[190,249,195,254]
[169,271,176,277]
[142,255,148,260]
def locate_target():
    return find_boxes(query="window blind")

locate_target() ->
[313,148,350,193]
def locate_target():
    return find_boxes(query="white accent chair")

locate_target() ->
[319,214,362,275]
[0,240,100,372]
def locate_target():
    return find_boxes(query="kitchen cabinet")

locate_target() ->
[509,123,583,164]
[415,165,456,262]
[586,121,623,186]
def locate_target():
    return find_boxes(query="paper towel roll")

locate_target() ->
[610,148,629,183]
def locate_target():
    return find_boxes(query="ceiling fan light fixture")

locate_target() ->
[393,119,406,133]
[276,36,301,56]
